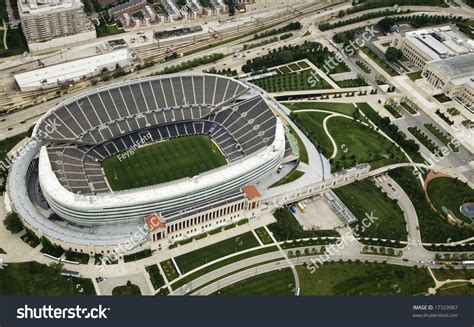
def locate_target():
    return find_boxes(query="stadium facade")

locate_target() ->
[7,74,290,255]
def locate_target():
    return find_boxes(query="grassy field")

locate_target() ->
[408,127,439,154]
[254,227,274,245]
[436,283,474,295]
[361,47,399,76]
[160,260,179,282]
[427,177,474,224]
[290,111,333,157]
[335,78,368,88]
[96,18,124,38]
[170,246,280,290]
[0,27,28,57]
[269,169,304,188]
[145,265,166,290]
[298,262,434,295]
[389,168,474,243]
[327,116,405,170]
[334,179,408,241]
[289,103,405,170]
[174,232,260,274]
[407,71,423,81]
[251,70,332,92]
[103,135,226,191]
[0,262,95,295]
[215,268,295,295]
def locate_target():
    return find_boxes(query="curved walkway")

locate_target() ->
[427,267,474,295]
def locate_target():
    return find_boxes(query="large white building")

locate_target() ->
[422,54,474,109]
[14,49,133,91]
[392,25,474,68]
[18,0,96,52]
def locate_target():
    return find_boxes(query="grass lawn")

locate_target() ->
[291,106,404,171]
[298,262,434,295]
[408,127,439,154]
[145,265,166,290]
[327,116,405,170]
[432,268,474,281]
[0,262,95,295]
[170,246,280,290]
[215,268,295,295]
[112,282,141,295]
[424,123,459,152]
[251,70,332,92]
[3,138,30,160]
[103,135,226,191]
[427,177,474,224]
[334,179,408,241]
[285,101,356,116]
[269,169,304,188]
[335,78,368,88]
[64,251,90,264]
[123,249,152,263]
[290,111,332,157]
[0,28,28,57]
[436,283,474,295]
[96,19,124,38]
[254,227,274,245]
[389,168,474,243]
[407,71,422,81]
[174,232,259,274]
[434,93,451,103]
[361,47,399,77]
[160,260,179,282]
[285,122,308,164]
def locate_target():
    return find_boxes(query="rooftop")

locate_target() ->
[428,53,474,77]
[14,49,132,89]
[144,213,166,232]
[242,184,261,200]
[404,25,474,61]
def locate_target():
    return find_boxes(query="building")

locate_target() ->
[109,0,147,19]
[14,49,133,91]
[18,0,96,52]
[422,54,474,109]
[392,25,474,68]
[145,185,262,246]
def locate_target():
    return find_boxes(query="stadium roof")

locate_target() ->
[14,49,132,90]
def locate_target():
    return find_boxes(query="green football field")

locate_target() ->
[102,135,227,191]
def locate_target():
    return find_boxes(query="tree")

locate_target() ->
[385,47,403,62]
[377,17,396,33]
[3,212,23,234]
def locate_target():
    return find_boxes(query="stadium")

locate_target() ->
[7,74,294,253]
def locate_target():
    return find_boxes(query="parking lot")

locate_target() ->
[292,195,345,231]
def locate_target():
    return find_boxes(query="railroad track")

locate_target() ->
[135,1,334,62]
